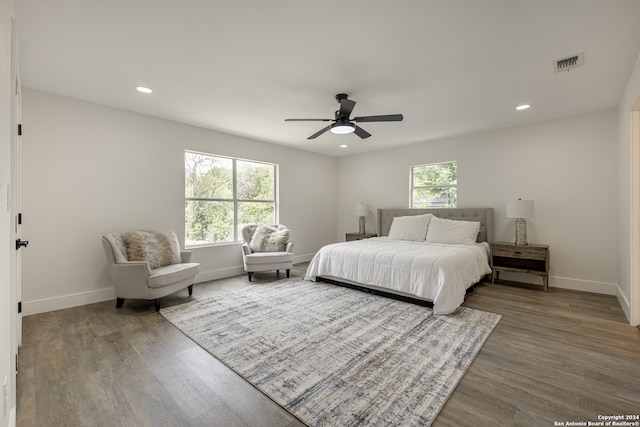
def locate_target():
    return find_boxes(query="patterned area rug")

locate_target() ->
[160,279,501,426]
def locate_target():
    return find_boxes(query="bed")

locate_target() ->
[305,208,493,315]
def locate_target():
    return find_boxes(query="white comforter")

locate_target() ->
[305,237,491,315]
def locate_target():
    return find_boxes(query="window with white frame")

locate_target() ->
[184,151,277,246]
[411,161,457,208]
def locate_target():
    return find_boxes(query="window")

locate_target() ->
[411,161,457,208]
[185,151,277,246]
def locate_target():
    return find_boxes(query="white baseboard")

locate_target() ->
[616,287,631,324]
[23,287,116,316]
[294,253,315,264]
[194,266,245,283]
[195,253,314,283]
[496,272,617,295]
[550,275,618,295]
[23,254,318,316]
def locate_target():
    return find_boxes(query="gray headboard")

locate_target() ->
[376,208,494,243]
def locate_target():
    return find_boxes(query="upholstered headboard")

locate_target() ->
[376,208,494,243]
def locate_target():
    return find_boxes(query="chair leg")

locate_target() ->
[276,270,280,278]
[188,284,193,296]
[154,298,161,312]
[286,269,290,278]
[116,297,125,308]
[248,272,253,282]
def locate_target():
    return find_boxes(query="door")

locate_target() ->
[632,105,640,326]
[10,16,24,358]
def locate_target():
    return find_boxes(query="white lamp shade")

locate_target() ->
[355,203,370,216]
[506,199,534,219]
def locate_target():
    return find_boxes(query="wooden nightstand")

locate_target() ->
[346,232,377,242]
[490,242,550,291]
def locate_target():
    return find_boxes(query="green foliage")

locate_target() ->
[413,162,457,187]
[184,153,232,199]
[185,152,276,246]
[412,162,457,208]
[237,161,275,200]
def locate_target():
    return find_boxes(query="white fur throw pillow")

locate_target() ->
[249,225,290,252]
[123,230,182,269]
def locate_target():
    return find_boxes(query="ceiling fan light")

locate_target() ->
[330,123,355,134]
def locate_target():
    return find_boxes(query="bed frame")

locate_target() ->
[317,207,494,307]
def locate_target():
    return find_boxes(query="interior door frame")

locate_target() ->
[631,103,640,327]
[10,15,22,355]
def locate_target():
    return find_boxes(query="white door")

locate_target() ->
[10,16,24,357]
[632,105,640,326]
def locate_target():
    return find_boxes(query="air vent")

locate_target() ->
[555,53,584,72]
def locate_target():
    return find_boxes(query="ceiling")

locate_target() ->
[15,1,640,157]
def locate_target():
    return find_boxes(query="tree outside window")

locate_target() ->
[185,151,277,246]
[411,161,457,208]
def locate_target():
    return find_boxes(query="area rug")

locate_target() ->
[160,279,501,426]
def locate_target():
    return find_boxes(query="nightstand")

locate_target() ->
[490,242,550,291]
[346,232,377,242]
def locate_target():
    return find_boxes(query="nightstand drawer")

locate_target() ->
[492,244,547,260]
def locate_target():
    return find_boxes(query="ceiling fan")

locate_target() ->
[285,93,403,140]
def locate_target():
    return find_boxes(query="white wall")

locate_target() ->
[18,88,629,315]
[20,88,337,314]
[617,52,640,324]
[337,109,619,295]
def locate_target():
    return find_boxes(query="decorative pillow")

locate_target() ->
[425,216,480,245]
[249,224,290,252]
[387,214,432,241]
[123,230,182,269]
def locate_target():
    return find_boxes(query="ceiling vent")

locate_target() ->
[555,53,584,72]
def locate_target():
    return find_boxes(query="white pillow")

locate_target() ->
[387,214,432,241]
[425,216,480,245]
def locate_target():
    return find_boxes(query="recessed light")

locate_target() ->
[135,86,153,94]
[340,144,348,148]
[516,104,530,110]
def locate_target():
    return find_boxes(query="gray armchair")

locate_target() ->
[241,224,294,281]
[102,231,200,311]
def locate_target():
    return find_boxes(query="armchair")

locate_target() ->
[241,224,294,281]
[102,230,200,311]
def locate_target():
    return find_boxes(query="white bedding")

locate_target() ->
[305,237,491,315]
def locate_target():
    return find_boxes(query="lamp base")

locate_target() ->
[359,216,366,234]
[515,218,528,245]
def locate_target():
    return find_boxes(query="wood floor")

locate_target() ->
[17,263,640,427]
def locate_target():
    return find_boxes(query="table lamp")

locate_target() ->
[506,199,534,245]
[355,203,370,234]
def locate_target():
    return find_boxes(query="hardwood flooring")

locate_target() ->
[17,264,640,426]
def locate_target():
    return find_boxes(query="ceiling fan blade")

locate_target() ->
[338,99,356,119]
[285,118,331,122]
[354,125,371,139]
[308,125,332,139]
[353,114,403,122]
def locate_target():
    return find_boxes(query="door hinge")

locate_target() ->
[18,301,21,314]
[18,213,22,225]
[18,123,22,136]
